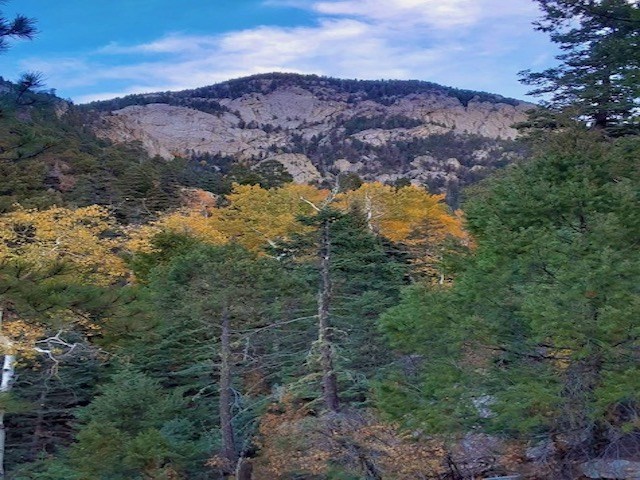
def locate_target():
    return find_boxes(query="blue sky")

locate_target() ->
[2,0,558,103]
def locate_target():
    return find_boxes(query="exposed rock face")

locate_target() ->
[581,459,640,479]
[259,153,321,184]
[99,104,270,160]
[90,73,532,201]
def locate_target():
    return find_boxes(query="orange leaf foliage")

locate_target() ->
[211,183,329,251]
[252,397,447,479]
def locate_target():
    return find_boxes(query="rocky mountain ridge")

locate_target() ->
[87,73,533,202]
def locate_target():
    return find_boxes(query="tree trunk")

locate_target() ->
[318,219,340,413]
[0,308,15,480]
[0,353,15,480]
[593,75,611,130]
[593,110,608,130]
[28,386,48,461]
[219,307,238,470]
[235,456,253,480]
[553,350,603,479]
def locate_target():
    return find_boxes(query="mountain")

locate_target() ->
[86,73,532,205]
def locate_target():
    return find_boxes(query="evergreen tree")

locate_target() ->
[379,130,640,477]
[69,369,207,480]
[329,209,408,403]
[278,208,409,407]
[520,0,640,132]
[0,3,36,52]
[253,160,293,189]
[6,345,103,471]
[141,243,299,475]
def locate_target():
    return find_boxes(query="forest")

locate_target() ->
[0,0,639,479]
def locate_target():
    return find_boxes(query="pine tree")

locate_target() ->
[379,130,640,477]
[277,207,409,408]
[520,0,640,133]
[145,243,297,475]
[0,3,36,52]
[69,369,205,480]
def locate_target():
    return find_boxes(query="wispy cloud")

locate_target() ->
[19,0,550,103]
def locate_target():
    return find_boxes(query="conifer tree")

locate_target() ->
[379,131,640,477]
[520,0,640,132]
[69,369,203,480]
[147,243,294,475]
[0,6,35,51]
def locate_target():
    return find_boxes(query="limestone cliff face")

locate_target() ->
[90,73,532,196]
[99,104,270,160]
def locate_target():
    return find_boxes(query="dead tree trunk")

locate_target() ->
[0,309,15,480]
[318,218,339,413]
[28,387,48,461]
[219,307,238,470]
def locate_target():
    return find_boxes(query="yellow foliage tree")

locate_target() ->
[211,183,328,251]
[0,204,127,354]
[128,182,467,279]
[126,208,227,254]
[127,184,328,255]
[337,183,467,278]
[0,205,128,474]
[0,205,127,283]
[337,182,465,243]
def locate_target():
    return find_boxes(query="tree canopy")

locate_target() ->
[520,0,640,133]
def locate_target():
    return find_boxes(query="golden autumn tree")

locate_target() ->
[0,205,127,475]
[211,183,328,251]
[337,183,467,279]
[129,182,464,265]
[127,183,328,256]
[126,208,227,254]
[0,205,127,282]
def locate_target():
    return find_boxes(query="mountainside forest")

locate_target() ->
[0,1,639,479]
[84,72,531,211]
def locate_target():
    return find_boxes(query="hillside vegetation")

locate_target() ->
[0,0,638,479]
[86,72,531,209]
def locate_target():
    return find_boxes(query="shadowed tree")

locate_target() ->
[0,3,36,52]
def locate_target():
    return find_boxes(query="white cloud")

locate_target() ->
[312,0,482,28]
[310,0,537,30]
[20,0,551,102]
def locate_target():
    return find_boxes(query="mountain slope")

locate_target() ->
[87,73,532,203]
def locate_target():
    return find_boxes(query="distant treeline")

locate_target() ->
[83,72,523,112]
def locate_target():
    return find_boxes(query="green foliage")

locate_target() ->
[0,96,184,221]
[122,242,314,471]
[336,172,363,192]
[11,457,81,480]
[70,369,210,480]
[379,131,640,458]
[0,3,37,53]
[329,210,408,396]
[276,209,409,404]
[520,0,640,132]
[6,347,103,468]
[342,115,423,135]
[254,159,294,188]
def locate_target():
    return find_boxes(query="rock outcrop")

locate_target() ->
[89,73,533,200]
[259,154,321,184]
